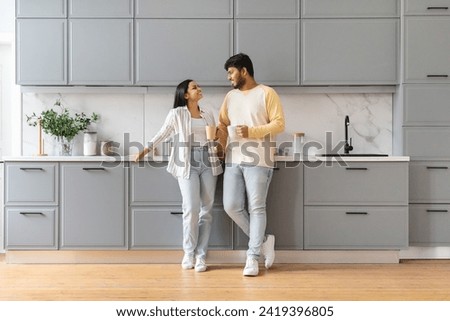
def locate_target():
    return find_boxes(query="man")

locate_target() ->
[217,53,285,276]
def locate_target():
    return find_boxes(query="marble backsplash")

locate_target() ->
[22,89,392,157]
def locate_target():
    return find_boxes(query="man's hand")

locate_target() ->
[236,125,249,138]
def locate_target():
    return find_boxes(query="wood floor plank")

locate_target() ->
[1,255,450,301]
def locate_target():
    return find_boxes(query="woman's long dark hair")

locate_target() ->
[173,79,193,108]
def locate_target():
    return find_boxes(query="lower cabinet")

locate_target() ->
[233,162,304,250]
[60,162,127,249]
[303,161,409,250]
[5,207,58,249]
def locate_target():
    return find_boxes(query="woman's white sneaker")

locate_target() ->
[181,254,195,270]
[195,257,207,272]
[261,234,275,269]
[243,258,259,276]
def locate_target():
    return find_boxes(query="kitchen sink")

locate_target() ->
[316,153,389,157]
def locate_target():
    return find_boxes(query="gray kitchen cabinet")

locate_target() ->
[303,161,409,249]
[135,0,233,18]
[5,207,58,249]
[409,161,450,204]
[301,0,399,18]
[301,18,399,85]
[5,162,58,205]
[235,0,299,18]
[135,19,232,86]
[409,204,450,246]
[233,162,304,250]
[129,162,232,249]
[403,84,450,126]
[4,161,59,250]
[16,19,67,85]
[68,19,133,85]
[404,17,450,83]
[68,0,133,18]
[60,162,127,249]
[234,19,300,85]
[403,127,450,159]
[404,0,450,16]
[16,0,67,18]
[130,207,232,249]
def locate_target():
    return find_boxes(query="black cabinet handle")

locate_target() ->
[346,167,368,171]
[20,167,44,171]
[20,212,44,215]
[426,166,448,170]
[427,75,448,78]
[427,6,449,10]
[82,168,106,171]
[346,212,368,215]
[426,209,448,213]
[170,211,183,215]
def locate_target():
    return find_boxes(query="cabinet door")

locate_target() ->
[16,0,67,18]
[301,18,398,85]
[68,19,133,85]
[130,207,232,249]
[404,0,450,16]
[235,0,299,18]
[304,162,409,206]
[5,207,58,249]
[403,127,450,158]
[60,163,126,248]
[404,17,450,83]
[304,206,408,249]
[16,19,67,85]
[68,0,133,17]
[5,162,58,205]
[135,19,232,86]
[235,19,300,85]
[409,204,450,246]
[135,0,233,18]
[233,163,304,250]
[409,161,450,203]
[403,84,450,125]
[301,0,399,18]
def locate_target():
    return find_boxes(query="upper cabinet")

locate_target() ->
[16,0,67,18]
[16,0,403,86]
[301,0,399,85]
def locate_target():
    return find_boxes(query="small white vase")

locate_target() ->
[83,132,97,156]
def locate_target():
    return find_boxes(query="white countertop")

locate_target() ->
[2,155,410,162]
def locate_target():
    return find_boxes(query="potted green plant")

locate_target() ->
[26,99,99,156]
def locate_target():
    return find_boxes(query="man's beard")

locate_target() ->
[233,75,246,89]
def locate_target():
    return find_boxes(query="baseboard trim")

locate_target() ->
[5,250,400,264]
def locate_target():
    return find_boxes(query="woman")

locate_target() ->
[135,79,222,272]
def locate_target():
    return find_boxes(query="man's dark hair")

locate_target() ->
[224,53,254,77]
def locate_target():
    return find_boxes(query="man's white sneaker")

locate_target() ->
[262,234,275,269]
[181,254,194,270]
[195,257,207,272]
[243,258,259,276]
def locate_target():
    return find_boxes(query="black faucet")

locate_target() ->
[344,115,353,154]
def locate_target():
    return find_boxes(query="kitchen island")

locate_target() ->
[2,155,409,264]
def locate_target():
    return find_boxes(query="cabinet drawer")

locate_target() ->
[304,162,408,205]
[304,206,408,249]
[68,0,133,18]
[235,0,299,18]
[409,161,450,203]
[301,0,399,18]
[404,0,450,15]
[403,84,450,125]
[403,127,450,158]
[404,17,450,83]
[130,207,232,249]
[410,204,450,245]
[135,0,233,18]
[16,0,67,18]
[130,163,182,205]
[5,207,58,249]
[5,162,58,205]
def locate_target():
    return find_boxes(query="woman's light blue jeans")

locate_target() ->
[223,163,273,259]
[177,148,217,259]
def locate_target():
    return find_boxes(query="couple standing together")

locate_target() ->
[136,53,285,277]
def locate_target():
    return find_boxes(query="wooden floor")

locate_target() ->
[1,254,450,301]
